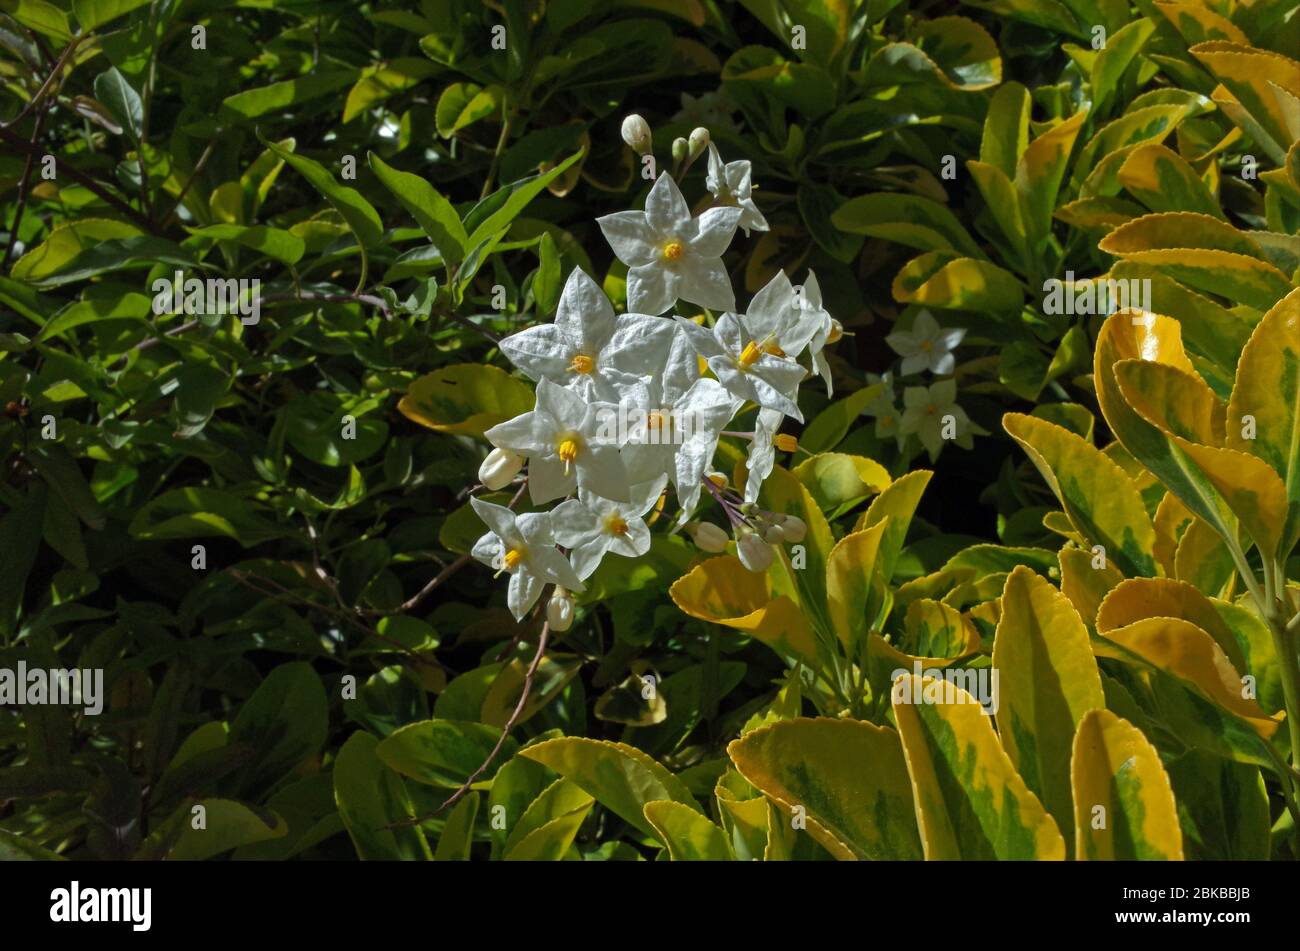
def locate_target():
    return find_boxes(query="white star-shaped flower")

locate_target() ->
[597,174,742,315]
[744,406,786,502]
[469,498,584,620]
[885,310,966,376]
[862,371,905,449]
[484,378,630,504]
[705,143,768,237]
[551,476,667,580]
[898,379,980,461]
[614,327,739,524]
[498,268,673,402]
[674,311,807,422]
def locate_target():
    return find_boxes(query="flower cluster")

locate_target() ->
[468,117,837,623]
[866,309,984,460]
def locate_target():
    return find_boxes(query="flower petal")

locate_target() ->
[597,211,660,267]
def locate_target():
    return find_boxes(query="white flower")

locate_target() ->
[613,327,738,524]
[469,498,584,620]
[547,587,575,631]
[863,371,905,448]
[885,310,966,376]
[597,174,742,315]
[484,378,630,504]
[498,267,672,402]
[795,271,836,394]
[685,521,729,552]
[621,114,652,154]
[744,406,786,502]
[706,143,768,236]
[736,531,773,572]
[478,447,525,490]
[778,514,806,543]
[675,311,807,422]
[898,379,978,461]
[551,476,667,580]
[674,89,740,133]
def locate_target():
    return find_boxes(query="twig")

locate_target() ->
[160,136,217,229]
[107,318,200,370]
[391,620,552,827]
[0,123,162,235]
[1,101,48,267]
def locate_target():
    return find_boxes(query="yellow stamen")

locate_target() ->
[605,515,629,536]
[661,241,684,262]
[496,547,525,576]
[826,321,844,344]
[568,354,594,374]
[921,340,933,352]
[646,410,667,430]
[707,472,727,489]
[925,404,937,416]
[558,437,580,474]
[774,434,798,453]
[738,340,762,368]
[764,342,786,358]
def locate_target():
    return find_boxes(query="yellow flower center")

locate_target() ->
[503,548,525,570]
[826,321,843,344]
[646,410,667,430]
[604,514,629,536]
[661,241,685,262]
[557,437,581,473]
[568,354,595,374]
[925,404,937,416]
[774,434,798,453]
[707,472,727,489]
[921,340,933,352]
[765,342,786,358]
[738,340,762,368]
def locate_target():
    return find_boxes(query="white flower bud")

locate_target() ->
[762,522,786,544]
[671,137,689,162]
[547,587,574,632]
[478,447,525,490]
[687,521,729,553]
[688,127,710,157]
[779,514,807,544]
[621,114,652,155]
[736,531,774,572]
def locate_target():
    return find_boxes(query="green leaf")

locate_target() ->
[1003,412,1158,577]
[377,719,518,788]
[727,717,921,860]
[853,469,933,582]
[643,800,733,860]
[832,193,985,258]
[369,152,467,263]
[432,792,480,860]
[518,737,700,838]
[892,672,1066,859]
[334,732,431,860]
[344,58,440,123]
[799,383,881,453]
[225,662,328,798]
[168,799,288,860]
[92,67,142,140]
[992,566,1104,849]
[128,487,283,546]
[220,70,359,121]
[398,363,535,438]
[1226,288,1300,553]
[435,82,502,138]
[72,0,150,31]
[1070,710,1183,860]
[892,251,1024,311]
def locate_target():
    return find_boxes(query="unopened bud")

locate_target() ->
[621,114,652,155]
[762,522,786,544]
[736,531,774,572]
[688,127,710,157]
[671,137,689,163]
[547,587,575,632]
[779,514,807,543]
[687,521,729,553]
[774,433,798,453]
[479,447,525,490]
[706,471,728,489]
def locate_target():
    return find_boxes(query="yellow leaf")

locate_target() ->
[1071,710,1183,860]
